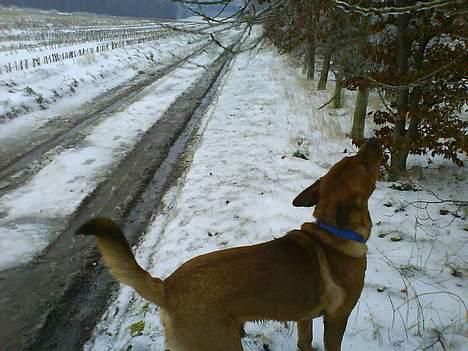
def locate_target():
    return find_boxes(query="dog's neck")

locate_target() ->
[300,222,368,258]
[316,220,366,243]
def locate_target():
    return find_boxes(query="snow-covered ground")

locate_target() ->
[85,34,466,350]
[0,27,205,127]
[0,8,240,270]
[0,12,466,351]
[0,40,233,270]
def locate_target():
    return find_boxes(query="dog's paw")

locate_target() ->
[297,345,318,351]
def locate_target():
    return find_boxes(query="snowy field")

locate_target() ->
[0,10,466,351]
[0,8,206,125]
[86,33,466,351]
[0,16,224,269]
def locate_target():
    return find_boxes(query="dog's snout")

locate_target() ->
[357,137,383,166]
[365,137,381,148]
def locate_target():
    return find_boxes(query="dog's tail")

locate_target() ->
[76,218,165,307]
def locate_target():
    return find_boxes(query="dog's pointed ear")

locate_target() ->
[292,178,321,207]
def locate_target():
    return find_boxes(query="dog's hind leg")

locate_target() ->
[164,315,243,351]
[197,318,243,351]
[323,312,350,351]
[297,319,316,351]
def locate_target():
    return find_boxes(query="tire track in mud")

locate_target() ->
[0,40,213,196]
[0,36,239,351]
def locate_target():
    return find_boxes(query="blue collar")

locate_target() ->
[316,220,366,243]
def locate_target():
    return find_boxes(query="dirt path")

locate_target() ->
[0,36,238,351]
[0,40,212,196]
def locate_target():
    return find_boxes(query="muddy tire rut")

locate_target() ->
[0,37,237,351]
[0,41,213,197]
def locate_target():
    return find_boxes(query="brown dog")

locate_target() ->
[77,138,382,351]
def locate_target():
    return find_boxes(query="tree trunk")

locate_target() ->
[389,147,408,181]
[351,83,369,140]
[318,51,331,90]
[389,31,430,181]
[303,43,315,80]
[389,9,411,181]
[333,68,344,109]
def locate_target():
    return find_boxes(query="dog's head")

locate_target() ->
[293,138,382,240]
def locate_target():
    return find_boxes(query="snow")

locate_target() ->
[0,36,231,270]
[0,30,207,138]
[0,15,466,351]
[85,35,466,351]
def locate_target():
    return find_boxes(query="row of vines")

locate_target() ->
[0,31,171,75]
[0,8,193,75]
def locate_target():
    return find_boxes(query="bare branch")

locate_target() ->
[368,52,465,90]
[334,0,464,16]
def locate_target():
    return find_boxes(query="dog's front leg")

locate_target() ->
[323,312,350,351]
[297,319,315,351]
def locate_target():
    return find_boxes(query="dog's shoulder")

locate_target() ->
[282,228,325,259]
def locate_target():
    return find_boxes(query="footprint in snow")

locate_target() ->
[83,158,96,165]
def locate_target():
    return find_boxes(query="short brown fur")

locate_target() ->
[77,138,382,351]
